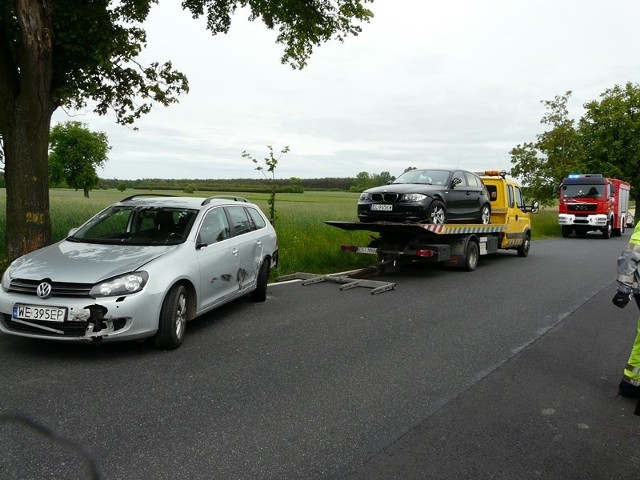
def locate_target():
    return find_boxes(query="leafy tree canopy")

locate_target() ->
[49,121,110,197]
[510,85,640,205]
[579,82,640,203]
[0,0,374,262]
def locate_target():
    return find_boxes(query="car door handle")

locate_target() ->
[232,248,239,256]
[256,241,262,247]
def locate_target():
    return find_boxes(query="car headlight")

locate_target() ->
[401,193,427,202]
[359,192,371,202]
[90,271,149,298]
[1,266,12,292]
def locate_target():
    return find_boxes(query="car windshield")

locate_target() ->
[562,184,604,199]
[392,169,450,185]
[68,206,198,246]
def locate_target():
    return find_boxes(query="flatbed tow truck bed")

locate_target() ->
[325,220,516,272]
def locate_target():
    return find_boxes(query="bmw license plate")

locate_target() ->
[370,204,393,211]
[13,304,67,322]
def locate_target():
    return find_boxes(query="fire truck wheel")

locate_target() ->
[561,226,572,238]
[464,239,479,271]
[602,220,612,239]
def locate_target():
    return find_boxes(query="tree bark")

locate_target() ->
[3,0,55,261]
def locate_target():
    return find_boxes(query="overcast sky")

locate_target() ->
[52,0,640,181]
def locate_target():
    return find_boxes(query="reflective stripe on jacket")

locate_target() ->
[617,222,640,293]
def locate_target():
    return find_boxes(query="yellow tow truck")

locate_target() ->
[326,170,539,271]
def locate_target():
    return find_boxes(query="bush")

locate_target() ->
[279,185,304,193]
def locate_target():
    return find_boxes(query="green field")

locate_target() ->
[0,188,560,277]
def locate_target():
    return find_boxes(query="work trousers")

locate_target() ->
[624,295,640,386]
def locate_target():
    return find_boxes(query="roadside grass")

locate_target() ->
[531,208,561,239]
[0,188,561,277]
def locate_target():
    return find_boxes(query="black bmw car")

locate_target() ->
[357,168,491,224]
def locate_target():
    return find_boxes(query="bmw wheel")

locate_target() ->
[154,284,188,349]
[427,201,446,224]
[480,204,491,224]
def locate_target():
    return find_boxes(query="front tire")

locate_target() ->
[602,220,612,239]
[517,232,531,257]
[427,201,446,224]
[154,284,188,349]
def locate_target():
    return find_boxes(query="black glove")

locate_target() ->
[612,290,631,308]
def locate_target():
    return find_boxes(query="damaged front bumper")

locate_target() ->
[0,292,161,342]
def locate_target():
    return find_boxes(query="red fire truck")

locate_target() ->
[558,174,631,239]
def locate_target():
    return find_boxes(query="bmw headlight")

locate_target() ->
[359,193,371,202]
[401,193,427,202]
[90,271,149,298]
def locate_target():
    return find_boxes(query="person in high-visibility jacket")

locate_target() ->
[613,220,640,397]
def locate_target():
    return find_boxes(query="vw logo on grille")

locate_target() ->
[36,282,53,299]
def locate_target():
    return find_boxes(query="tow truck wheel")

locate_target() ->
[427,201,446,225]
[464,240,479,271]
[517,232,531,257]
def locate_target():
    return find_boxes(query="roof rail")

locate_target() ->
[201,195,249,206]
[121,194,176,201]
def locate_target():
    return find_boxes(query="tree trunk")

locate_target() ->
[5,108,52,262]
[2,1,55,262]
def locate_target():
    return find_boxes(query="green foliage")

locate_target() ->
[49,121,110,198]
[182,0,374,70]
[510,91,584,205]
[349,170,395,192]
[511,84,640,206]
[117,183,127,192]
[242,145,290,224]
[579,82,640,204]
[183,183,197,194]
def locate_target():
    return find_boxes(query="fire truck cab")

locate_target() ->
[558,174,631,239]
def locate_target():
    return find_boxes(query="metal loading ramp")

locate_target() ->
[276,268,396,295]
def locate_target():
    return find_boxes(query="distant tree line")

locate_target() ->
[0,171,411,194]
[96,176,357,193]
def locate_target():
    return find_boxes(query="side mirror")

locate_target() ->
[524,200,540,213]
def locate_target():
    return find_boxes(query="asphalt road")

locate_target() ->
[1,231,639,479]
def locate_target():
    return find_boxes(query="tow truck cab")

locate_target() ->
[479,170,539,252]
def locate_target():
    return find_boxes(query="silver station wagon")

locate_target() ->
[0,195,278,349]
